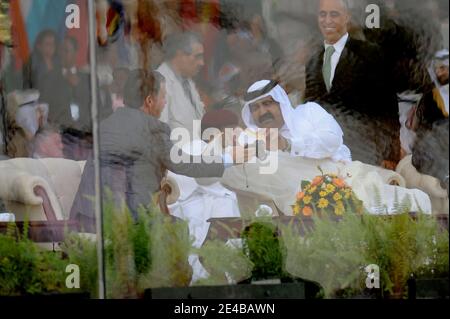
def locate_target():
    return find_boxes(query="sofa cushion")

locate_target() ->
[0,158,86,220]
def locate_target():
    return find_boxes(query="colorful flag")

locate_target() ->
[10,0,29,69]
[25,0,68,48]
[66,0,89,67]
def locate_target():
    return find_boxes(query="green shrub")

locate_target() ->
[136,206,193,291]
[0,223,68,296]
[194,240,253,286]
[282,212,449,298]
[0,198,194,298]
[60,232,98,297]
[242,220,285,281]
[94,198,193,298]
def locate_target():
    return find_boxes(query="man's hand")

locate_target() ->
[265,129,288,151]
[278,135,288,152]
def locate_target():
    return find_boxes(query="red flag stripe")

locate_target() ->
[10,0,29,69]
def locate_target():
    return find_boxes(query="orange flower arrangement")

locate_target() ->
[296,192,305,201]
[311,176,323,186]
[292,168,364,218]
[302,206,313,217]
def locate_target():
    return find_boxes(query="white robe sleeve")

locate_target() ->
[289,103,345,160]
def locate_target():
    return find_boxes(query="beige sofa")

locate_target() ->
[0,157,181,223]
[0,158,86,221]
[0,158,181,247]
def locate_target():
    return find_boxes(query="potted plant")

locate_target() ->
[100,198,193,298]
[406,215,449,299]
[241,220,285,284]
[0,197,194,299]
[282,206,449,299]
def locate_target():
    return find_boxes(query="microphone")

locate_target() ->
[256,140,267,161]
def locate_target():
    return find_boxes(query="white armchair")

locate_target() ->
[0,157,184,245]
[0,158,86,221]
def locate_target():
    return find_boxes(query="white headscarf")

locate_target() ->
[9,90,49,137]
[16,105,41,136]
[242,80,344,141]
[429,49,449,115]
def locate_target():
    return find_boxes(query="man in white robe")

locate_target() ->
[241,79,352,162]
[220,80,432,216]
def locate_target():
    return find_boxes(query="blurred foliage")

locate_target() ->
[241,220,285,281]
[194,216,292,285]
[194,239,253,286]
[89,195,193,298]
[0,222,68,296]
[0,197,193,298]
[0,197,447,299]
[137,204,193,292]
[60,232,98,297]
[282,211,449,298]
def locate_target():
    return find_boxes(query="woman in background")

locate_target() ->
[22,29,60,90]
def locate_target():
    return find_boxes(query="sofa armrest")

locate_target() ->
[159,176,181,215]
[397,156,448,199]
[161,176,180,205]
[0,169,64,220]
[34,186,57,221]
[0,170,45,205]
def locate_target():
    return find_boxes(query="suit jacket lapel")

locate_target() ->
[330,39,352,94]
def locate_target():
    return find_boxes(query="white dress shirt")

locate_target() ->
[323,33,349,88]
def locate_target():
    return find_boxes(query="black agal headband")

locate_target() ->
[243,80,279,102]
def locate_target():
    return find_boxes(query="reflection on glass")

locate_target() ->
[0,0,448,299]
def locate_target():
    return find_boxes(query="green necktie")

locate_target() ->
[322,46,336,91]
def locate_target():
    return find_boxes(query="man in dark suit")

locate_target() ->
[70,70,251,231]
[304,0,400,167]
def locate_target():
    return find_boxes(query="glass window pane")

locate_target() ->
[0,0,100,298]
[1,0,448,300]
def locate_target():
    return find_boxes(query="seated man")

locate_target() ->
[241,79,351,162]
[5,90,49,158]
[220,80,432,216]
[30,126,64,159]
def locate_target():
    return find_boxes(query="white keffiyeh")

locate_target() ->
[242,80,352,162]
